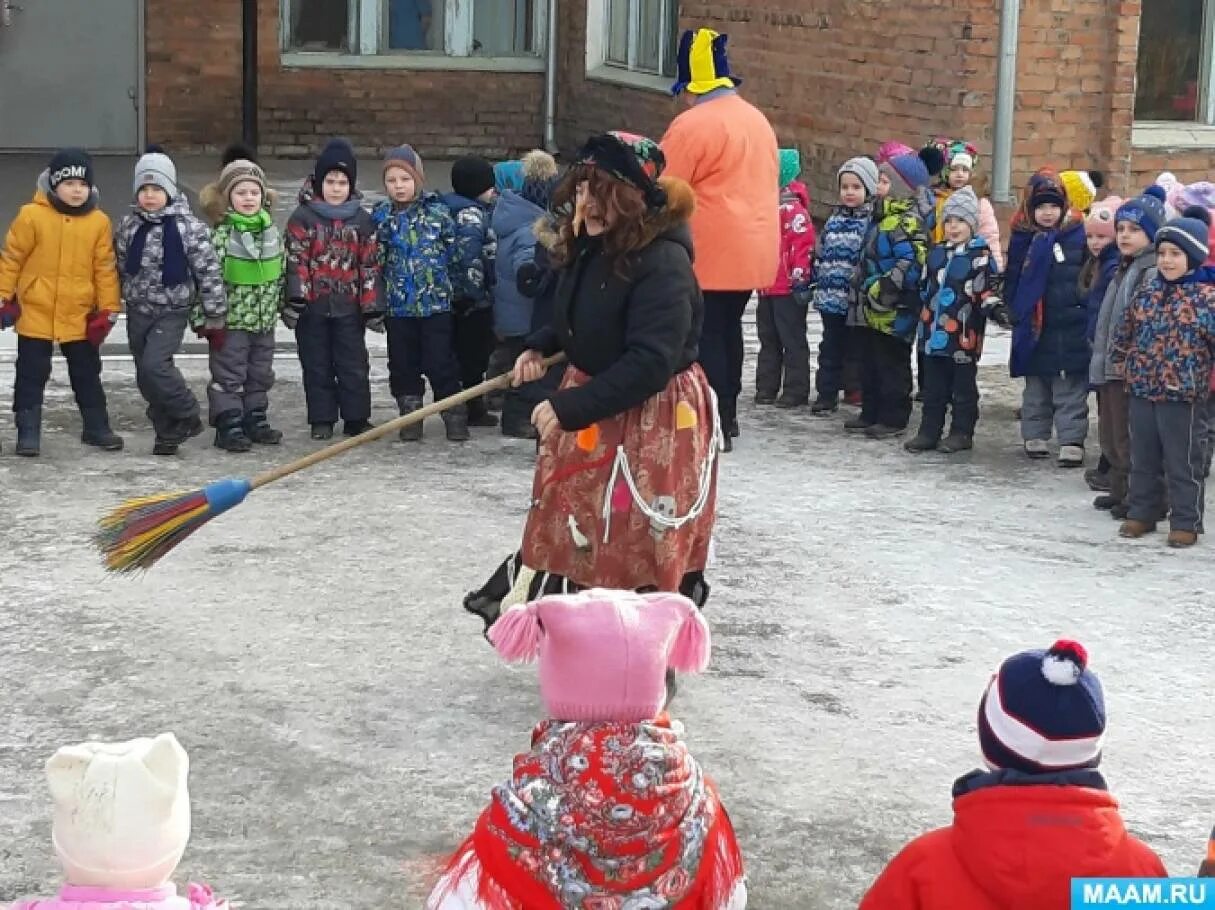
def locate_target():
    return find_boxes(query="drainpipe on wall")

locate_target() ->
[242,0,259,152]
[992,0,1020,204]
[543,1,559,153]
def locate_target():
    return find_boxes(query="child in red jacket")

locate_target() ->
[859,640,1165,910]
[754,149,816,408]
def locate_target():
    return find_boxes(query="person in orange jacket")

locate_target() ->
[859,639,1165,910]
[0,149,123,456]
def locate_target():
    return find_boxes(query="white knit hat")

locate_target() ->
[48,733,191,889]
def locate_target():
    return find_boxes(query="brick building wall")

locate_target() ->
[146,0,544,159]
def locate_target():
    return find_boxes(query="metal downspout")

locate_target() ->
[543,0,559,152]
[992,0,1020,204]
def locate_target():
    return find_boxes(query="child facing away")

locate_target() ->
[117,148,226,456]
[1004,169,1091,467]
[754,148,816,409]
[1111,206,1215,549]
[372,144,468,442]
[284,138,381,441]
[0,148,123,456]
[905,187,1003,454]
[858,640,1166,910]
[810,156,879,415]
[9,733,229,910]
[1088,187,1166,520]
[197,155,286,453]
[489,149,560,439]
[427,589,747,910]
[442,156,499,429]
[847,148,929,439]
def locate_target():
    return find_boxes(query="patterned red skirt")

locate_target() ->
[521,363,720,592]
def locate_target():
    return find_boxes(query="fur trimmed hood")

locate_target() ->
[641,175,695,248]
[199,181,278,227]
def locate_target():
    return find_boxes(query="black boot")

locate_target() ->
[244,409,283,445]
[467,397,499,428]
[810,397,839,415]
[904,433,938,453]
[1093,494,1121,511]
[939,433,974,453]
[14,407,41,457]
[443,405,471,442]
[343,419,375,437]
[214,409,252,453]
[396,395,423,442]
[80,407,124,451]
[311,423,334,440]
[501,413,538,439]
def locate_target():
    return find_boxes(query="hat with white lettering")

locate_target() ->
[977,639,1105,774]
[47,148,94,191]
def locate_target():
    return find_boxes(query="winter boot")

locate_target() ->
[903,434,938,453]
[244,409,284,445]
[343,419,375,437]
[1023,439,1050,459]
[1110,502,1130,520]
[1118,519,1157,538]
[467,397,499,428]
[810,397,839,415]
[396,395,424,442]
[1168,529,1199,548]
[501,415,538,440]
[775,395,808,409]
[80,407,124,451]
[865,423,906,440]
[443,405,471,442]
[938,433,974,453]
[1093,494,1120,511]
[845,415,875,432]
[1085,466,1112,492]
[1057,445,1085,467]
[754,391,777,406]
[213,409,253,453]
[14,407,41,457]
[311,423,334,440]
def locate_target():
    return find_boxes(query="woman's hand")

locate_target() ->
[512,349,545,387]
[531,400,560,441]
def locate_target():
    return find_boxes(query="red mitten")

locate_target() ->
[195,326,227,352]
[86,311,117,347]
[0,299,20,330]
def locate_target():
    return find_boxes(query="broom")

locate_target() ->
[95,354,566,574]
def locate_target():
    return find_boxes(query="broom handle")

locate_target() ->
[248,353,567,491]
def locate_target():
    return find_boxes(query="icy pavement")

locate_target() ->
[0,311,1212,909]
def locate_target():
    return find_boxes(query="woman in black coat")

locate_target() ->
[464,132,720,630]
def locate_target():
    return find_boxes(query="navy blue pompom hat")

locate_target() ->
[977,640,1106,775]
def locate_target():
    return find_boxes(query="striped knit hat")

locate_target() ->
[978,640,1105,774]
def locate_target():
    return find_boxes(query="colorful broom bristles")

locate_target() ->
[95,478,251,574]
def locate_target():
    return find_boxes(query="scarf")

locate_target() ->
[438,718,743,910]
[306,194,364,221]
[223,209,283,286]
[125,210,188,288]
[47,191,97,216]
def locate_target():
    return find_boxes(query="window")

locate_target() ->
[283,0,543,59]
[1134,0,1213,123]
[603,0,679,78]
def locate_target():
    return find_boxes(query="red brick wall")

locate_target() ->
[146,0,545,158]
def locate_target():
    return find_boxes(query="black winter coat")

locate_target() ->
[527,178,702,431]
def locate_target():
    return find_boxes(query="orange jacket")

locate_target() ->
[859,773,1166,910]
[661,92,779,292]
[0,177,120,343]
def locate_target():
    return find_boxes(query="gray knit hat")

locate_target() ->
[838,156,879,200]
[942,186,981,234]
[133,149,178,199]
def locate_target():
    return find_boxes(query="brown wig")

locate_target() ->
[548,164,653,272]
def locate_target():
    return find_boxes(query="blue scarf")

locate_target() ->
[1009,220,1080,377]
[125,212,187,288]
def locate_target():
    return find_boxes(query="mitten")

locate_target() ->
[0,299,20,330]
[281,298,305,330]
[982,297,1012,330]
[364,312,386,334]
[194,316,227,352]
[86,311,117,347]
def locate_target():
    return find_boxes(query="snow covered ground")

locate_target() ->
[0,311,1211,908]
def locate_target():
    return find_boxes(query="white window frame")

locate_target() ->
[280,0,547,72]
[1132,0,1215,147]
[585,0,678,95]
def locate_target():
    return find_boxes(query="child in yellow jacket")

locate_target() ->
[0,149,123,456]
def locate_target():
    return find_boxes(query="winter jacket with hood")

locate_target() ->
[925,184,1004,270]
[526,176,704,432]
[1082,242,1120,344]
[858,769,1166,910]
[491,190,547,337]
[857,196,928,342]
[116,195,226,319]
[918,236,1001,363]
[371,191,459,319]
[439,191,496,311]
[1110,267,1215,403]
[0,171,120,343]
[760,179,815,297]
[1089,245,1157,386]
[285,181,379,319]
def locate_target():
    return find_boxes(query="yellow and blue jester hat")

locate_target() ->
[670,28,741,96]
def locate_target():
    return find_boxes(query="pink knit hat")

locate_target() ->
[876,141,914,166]
[489,588,712,723]
[1085,196,1124,241]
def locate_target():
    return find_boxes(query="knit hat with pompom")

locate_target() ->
[977,640,1106,774]
[1157,205,1214,270]
[1084,195,1125,242]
